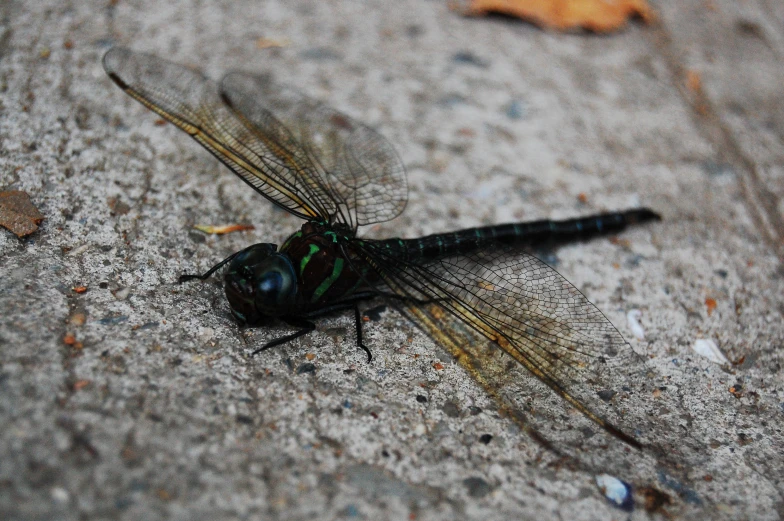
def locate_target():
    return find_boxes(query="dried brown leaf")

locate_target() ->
[255,37,290,49]
[194,224,255,235]
[464,0,654,33]
[0,190,45,237]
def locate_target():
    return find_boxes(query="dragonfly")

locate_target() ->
[103,47,660,448]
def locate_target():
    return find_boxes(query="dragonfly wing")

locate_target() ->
[362,243,655,447]
[103,47,333,221]
[221,72,408,229]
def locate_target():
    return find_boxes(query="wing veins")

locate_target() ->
[353,241,644,443]
[117,84,321,219]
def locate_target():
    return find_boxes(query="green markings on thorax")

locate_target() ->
[300,244,320,275]
[281,231,303,251]
[298,231,346,276]
[311,258,344,303]
[295,230,350,303]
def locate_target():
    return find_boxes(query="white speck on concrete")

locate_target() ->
[50,487,69,503]
[199,327,215,342]
[112,286,131,300]
[68,244,89,256]
[595,474,631,508]
[692,338,728,365]
[626,309,646,340]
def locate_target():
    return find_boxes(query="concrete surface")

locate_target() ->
[1,0,783,520]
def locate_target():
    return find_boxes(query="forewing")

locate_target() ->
[103,47,334,221]
[221,72,408,228]
[361,243,653,446]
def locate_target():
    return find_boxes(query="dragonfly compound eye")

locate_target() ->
[224,243,279,325]
[224,272,258,325]
[253,254,297,316]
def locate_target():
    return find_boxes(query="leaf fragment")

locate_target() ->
[462,0,654,33]
[256,37,290,49]
[193,224,255,235]
[0,190,45,237]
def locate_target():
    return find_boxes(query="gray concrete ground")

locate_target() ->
[1,0,783,519]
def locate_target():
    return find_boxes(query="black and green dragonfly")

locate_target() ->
[103,47,659,448]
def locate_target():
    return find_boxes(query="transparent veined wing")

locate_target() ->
[221,72,407,229]
[357,240,655,447]
[103,47,407,227]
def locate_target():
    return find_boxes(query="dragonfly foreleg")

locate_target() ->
[247,291,442,363]
[179,250,244,283]
[251,316,315,356]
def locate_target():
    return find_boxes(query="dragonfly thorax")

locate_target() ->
[224,243,299,324]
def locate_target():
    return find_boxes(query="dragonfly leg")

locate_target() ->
[297,293,378,318]
[251,317,315,356]
[292,297,375,363]
[375,291,447,306]
[283,298,376,363]
[179,244,276,283]
[179,250,243,283]
[354,305,373,363]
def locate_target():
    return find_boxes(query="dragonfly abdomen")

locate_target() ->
[380,208,660,262]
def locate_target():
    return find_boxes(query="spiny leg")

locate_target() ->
[179,244,275,283]
[299,293,441,364]
[354,305,372,363]
[251,316,315,356]
[297,298,374,363]
[317,289,444,309]
[376,292,448,307]
[304,293,444,364]
[179,250,242,283]
[247,294,443,362]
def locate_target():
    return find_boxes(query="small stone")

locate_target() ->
[596,474,634,511]
[597,390,616,402]
[297,363,316,374]
[442,401,460,418]
[463,476,491,498]
[51,487,69,503]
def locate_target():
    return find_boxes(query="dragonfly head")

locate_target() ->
[224,243,298,324]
